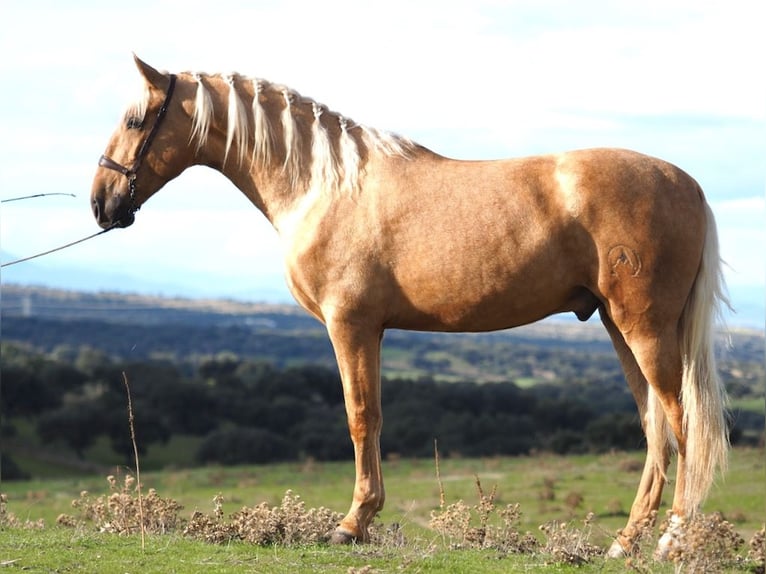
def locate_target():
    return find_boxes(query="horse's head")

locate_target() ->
[91,56,191,229]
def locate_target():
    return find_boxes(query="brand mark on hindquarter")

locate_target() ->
[608,245,642,277]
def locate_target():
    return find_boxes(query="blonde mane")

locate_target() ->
[177,72,415,193]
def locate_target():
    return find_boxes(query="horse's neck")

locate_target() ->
[213,155,305,226]
[186,83,300,225]
[184,73,417,230]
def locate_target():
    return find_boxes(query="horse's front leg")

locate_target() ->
[326,316,384,544]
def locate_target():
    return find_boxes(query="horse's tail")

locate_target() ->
[677,200,730,516]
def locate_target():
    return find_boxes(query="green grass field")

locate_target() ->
[2,448,763,572]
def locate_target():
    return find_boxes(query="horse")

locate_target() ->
[91,56,729,557]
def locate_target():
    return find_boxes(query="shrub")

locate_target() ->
[196,426,296,465]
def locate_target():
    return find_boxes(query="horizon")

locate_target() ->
[1,275,762,331]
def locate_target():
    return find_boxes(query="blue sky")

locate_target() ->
[1,1,763,325]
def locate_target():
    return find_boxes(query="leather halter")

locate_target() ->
[98,74,177,213]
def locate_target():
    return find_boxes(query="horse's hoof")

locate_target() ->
[654,514,684,560]
[655,531,675,560]
[606,539,627,558]
[329,528,357,545]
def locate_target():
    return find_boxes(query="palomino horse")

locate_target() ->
[91,57,729,557]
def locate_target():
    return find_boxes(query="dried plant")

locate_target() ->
[539,512,602,566]
[663,511,745,573]
[486,503,540,554]
[183,494,237,544]
[64,474,182,535]
[0,494,16,527]
[1,493,45,530]
[612,511,659,572]
[748,525,765,574]
[429,475,537,554]
[185,490,342,546]
[429,499,473,548]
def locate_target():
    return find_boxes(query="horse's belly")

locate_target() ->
[386,254,596,332]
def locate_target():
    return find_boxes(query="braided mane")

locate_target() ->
[185,72,415,192]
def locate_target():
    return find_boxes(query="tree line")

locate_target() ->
[2,342,761,480]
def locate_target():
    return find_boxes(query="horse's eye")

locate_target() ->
[126,117,143,130]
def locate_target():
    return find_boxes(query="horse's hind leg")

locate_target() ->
[611,313,695,561]
[601,310,673,557]
[624,324,694,559]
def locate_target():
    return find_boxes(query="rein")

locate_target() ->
[98,74,177,213]
[2,193,76,203]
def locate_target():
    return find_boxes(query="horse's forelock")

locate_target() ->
[122,82,151,124]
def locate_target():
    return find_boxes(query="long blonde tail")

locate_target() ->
[678,201,730,516]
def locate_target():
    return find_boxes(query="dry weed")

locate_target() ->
[63,474,182,535]
[186,490,342,546]
[0,493,45,530]
[429,476,537,554]
[429,499,472,548]
[183,494,238,543]
[749,525,765,574]
[539,512,602,566]
[663,511,745,573]
[488,503,540,554]
[0,494,17,527]
[619,512,659,572]
[367,520,407,548]
[538,476,556,501]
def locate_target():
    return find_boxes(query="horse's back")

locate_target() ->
[289,147,708,332]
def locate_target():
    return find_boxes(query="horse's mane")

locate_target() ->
[127,72,414,193]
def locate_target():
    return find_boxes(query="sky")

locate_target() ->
[1,1,764,326]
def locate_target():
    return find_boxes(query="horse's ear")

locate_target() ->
[133,54,168,90]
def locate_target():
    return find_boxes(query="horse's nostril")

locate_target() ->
[92,196,102,222]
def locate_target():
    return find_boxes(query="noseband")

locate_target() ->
[98,74,177,213]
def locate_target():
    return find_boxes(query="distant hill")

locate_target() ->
[2,247,762,327]
[2,284,762,386]
[0,250,293,303]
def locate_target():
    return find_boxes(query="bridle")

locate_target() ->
[98,74,177,214]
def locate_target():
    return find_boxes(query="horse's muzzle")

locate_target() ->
[91,192,135,229]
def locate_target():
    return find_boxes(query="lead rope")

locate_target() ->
[1,193,76,203]
[1,226,116,268]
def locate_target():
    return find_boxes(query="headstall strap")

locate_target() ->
[98,74,177,212]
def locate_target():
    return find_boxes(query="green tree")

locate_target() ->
[196,427,296,465]
[37,401,106,458]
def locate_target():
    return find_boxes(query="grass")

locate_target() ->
[2,449,763,572]
[731,396,766,413]
[0,527,637,573]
